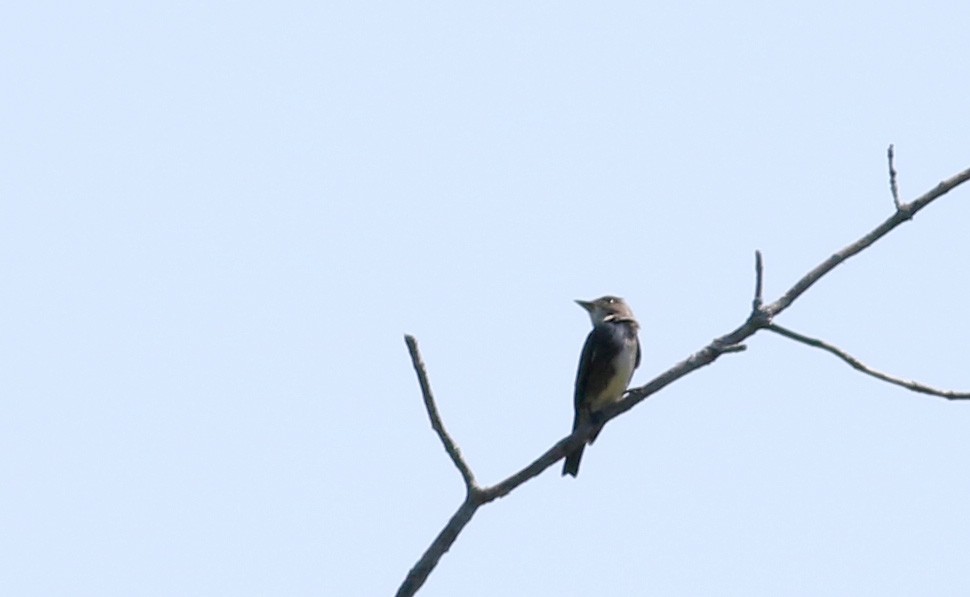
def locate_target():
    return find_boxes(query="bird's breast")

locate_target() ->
[588,338,638,411]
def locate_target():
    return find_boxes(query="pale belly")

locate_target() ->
[589,346,637,412]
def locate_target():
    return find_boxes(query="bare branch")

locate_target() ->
[752,250,764,311]
[404,335,478,490]
[483,429,588,500]
[764,164,970,318]
[767,324,970,399]
[396,163,970,596]
[888,144,901,209]
[395,419,597,597]
[395,496,479,597]
[398,337,486,597]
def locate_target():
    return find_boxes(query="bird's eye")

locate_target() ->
[607,297,615,303]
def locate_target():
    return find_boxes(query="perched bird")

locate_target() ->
[562,296,641,477]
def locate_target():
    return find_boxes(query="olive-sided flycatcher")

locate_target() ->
[562,296,641,477]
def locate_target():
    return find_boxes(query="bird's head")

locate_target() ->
[575,295,637,326]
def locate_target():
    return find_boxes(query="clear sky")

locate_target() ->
[3,2,970,595]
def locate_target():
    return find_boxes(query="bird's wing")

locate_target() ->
[574,330,598,413]
[635,334,642,369]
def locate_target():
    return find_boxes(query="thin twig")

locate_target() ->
[404,335,478,490]
[766,324,970,399]
[752,250,764,311]
[888,144,901,209]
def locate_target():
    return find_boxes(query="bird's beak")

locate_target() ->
[575,299,594,312]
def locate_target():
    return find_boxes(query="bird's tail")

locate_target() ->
[562,410,607,477]
[562,444,585,477]
[563,410,588,477]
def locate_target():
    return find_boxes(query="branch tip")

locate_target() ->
[403,335,478,489]
[766,324,970,400]
[888,144,902,209]
[752,250,764,311]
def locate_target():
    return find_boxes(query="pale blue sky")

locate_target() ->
[3,2,970,595]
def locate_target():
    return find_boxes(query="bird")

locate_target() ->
[562,295,641,477]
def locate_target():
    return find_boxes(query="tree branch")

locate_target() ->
[404,335,478,490]
[752,250,764,311]
[766,323,970,399]
[396,161,970,596]
[888,144,902,209]
[763,164,970,318]
[395,496,479,597]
